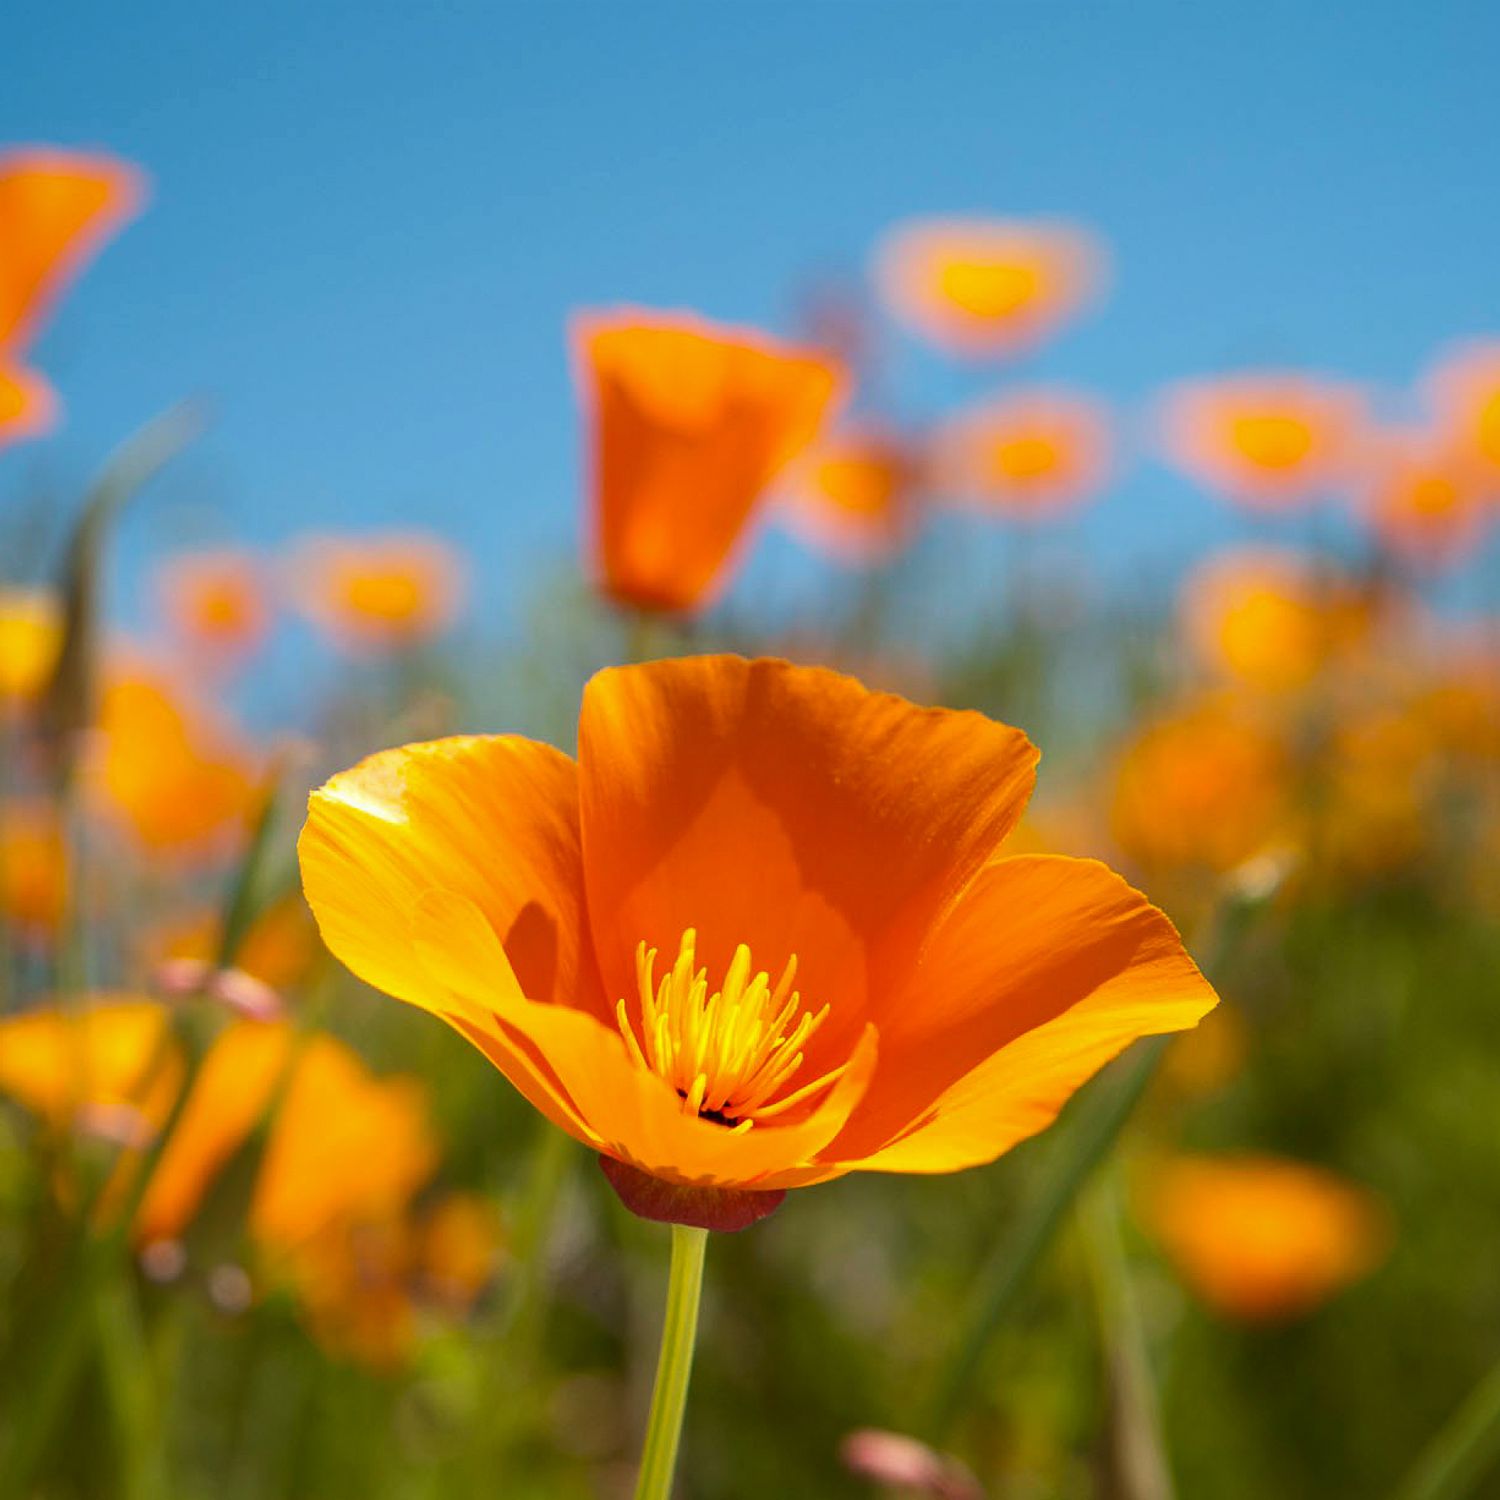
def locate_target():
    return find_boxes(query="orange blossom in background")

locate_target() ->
[573,310,844,614]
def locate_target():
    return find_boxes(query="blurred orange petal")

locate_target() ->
[1425,340,1500,488]
[1158,374,1367,512]
[155,548,272,666]
[0,800,69,941]
[574,309,844,613]
[0,585,63,707]
[874,218,1105,359]
[0,362,57,450]
[937,389,1112,519]
[1357,429,1493,572]
[779,422,924,564]
[1144,1154,1389,1321]
[0,148,145,352]
[289,532,465,654]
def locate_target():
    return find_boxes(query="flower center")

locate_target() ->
[615,928,848,1131]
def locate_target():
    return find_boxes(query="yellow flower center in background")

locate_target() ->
[1407,474,1460,516]
[340,570,424,623]
[988,433,1061,481]
[1228,412,1315,470]
[616,928,848,1130]
[937,259,1043,320]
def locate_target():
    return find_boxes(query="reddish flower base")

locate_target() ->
[598,1155,786,1232]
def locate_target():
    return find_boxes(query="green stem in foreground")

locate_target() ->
[634,1224,709,1500]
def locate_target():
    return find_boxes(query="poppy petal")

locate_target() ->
[578,655,1038,1078]
[299,735,604,1015]
[0,148,145,351]
[411,885,879,1189]
[821,855,1215,1172]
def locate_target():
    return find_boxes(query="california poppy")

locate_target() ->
[0,147,145,447]
[1178,547,1376,695]
[0,800,69,942]
[1144,1153,1388,1321]
[300,654,1216,1230]
[155,548,271,667]
[874,218,1105,360]
[574,311,844,614]
[1111,697,1290,878]
[1425,341,1500,490]
[937,389,1112,519]
[780,422,924,564]
[1356,430,1492,573]
[1158,374,1366,512]
[288,532,465,655]
[88,667,260,858]
[0,586,62,709]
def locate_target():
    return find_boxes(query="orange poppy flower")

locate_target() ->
[1158,375,1367,512]
[1425,341,1500,489]
[779,422,924,564]
[1111,698,1290,877]
[574,310,844,614]
[1178,547,1377,695]
[937,389,1112,519]
[155,548,271,666]
[0,362,57,449]
[0,800,69,941]
[89,668,261,858]
[874,218,1105,360]
[1357,430,1493,572]
[299,655,1216,1230]
[289,532,465,654]
[0,586,63,708]
[0,999,181,1141]
[1144,1154,1388,1321]
[0,148,144,445]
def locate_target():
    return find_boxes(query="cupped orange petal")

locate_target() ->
[577,656,1038,1079]
[299,735,601,1015]
[0,362,57,450]
[574,310,844,613]
[0,148,145,352]
[813,856,1215,1174]
[410,887,879,1189]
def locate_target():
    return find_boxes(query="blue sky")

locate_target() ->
[6,0,1499,645]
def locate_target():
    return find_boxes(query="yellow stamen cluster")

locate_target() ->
[616,928,847,1130]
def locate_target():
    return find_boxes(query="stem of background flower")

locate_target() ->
[1080,1168,1175,1500]
[1391,1358,1500,1500]
[633,1224,708,1500]
[94,1272,168,1500]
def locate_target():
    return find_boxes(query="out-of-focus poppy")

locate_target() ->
[573,310,844,614]
[936,390,1112,519]
[0,148,145,446]
[1425,341,1500,490]
[1158,375,1367,512]
[1178,547,1377,695]
[289,533,465,655]
[415,1190,503,1312]
[1112,697,1290,877]
[146,891,321,997]
[0,999,180,1139]
[0,586,62,709]
[0,362,56,448]
[88,667,261,859]
[155,549,271,667]
[1143,1154,1388,1321]
[300,654,1216,1231]
[874,218,1105,360]
[780,422,924,564]
[0,800,68,941]
[1357,430,1492,573]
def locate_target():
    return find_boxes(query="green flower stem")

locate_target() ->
[634,1224,709,1500]
[1393,1359,1500,1500]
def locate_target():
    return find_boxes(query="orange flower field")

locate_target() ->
[2,12,1499,1498]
